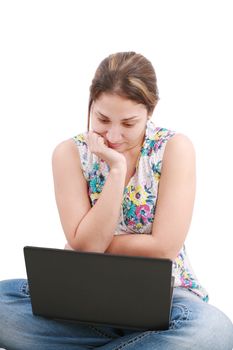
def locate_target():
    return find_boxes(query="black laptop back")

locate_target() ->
[24,246,174,330]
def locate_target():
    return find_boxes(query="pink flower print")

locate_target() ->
[136,204,152,224]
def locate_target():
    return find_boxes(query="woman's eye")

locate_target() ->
[98,119,134,127]
[123,124,134,127]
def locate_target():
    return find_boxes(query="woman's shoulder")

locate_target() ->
[147,120,194,152]
[156,131,196,180]
[163,132,196,162]
[52,138,82,165]
[52,129,88,164]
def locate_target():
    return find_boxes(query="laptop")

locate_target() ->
[24,246,174,331]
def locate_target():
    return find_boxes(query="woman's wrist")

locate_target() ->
[110,163,127,174]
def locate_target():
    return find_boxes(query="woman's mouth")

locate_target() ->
[108,142,123,149]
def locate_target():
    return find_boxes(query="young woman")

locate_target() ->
[0,51,232,349]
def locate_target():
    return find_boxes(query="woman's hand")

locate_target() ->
[86,131,127,170]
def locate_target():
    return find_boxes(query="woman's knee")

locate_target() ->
[0,279,32,348]
[0,278,29,298]
[210,306,233,349]
[171,289,233,349]
[0,279,30,328]
[193,303,233,350]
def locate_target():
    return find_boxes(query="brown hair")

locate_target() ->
[87,51,159,131]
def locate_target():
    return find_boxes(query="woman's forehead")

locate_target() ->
[92,94,147,118]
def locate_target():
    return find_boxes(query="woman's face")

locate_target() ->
[90,93,149,154]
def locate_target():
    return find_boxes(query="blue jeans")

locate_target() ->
[0,279,232,350]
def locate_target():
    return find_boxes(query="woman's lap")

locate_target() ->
[0,279,232,350]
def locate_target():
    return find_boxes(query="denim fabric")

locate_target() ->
[0,279,232,350]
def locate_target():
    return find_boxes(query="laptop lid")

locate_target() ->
[24,246,174,331]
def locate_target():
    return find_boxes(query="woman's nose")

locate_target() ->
[106,128,123,143]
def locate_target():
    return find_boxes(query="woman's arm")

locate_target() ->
[105,134,196,261]
[52,139,127,254]
[105,234,162,257]
[74,166,127,252]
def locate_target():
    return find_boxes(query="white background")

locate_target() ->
[0,1,232,322]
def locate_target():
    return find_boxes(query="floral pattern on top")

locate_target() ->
[72,119,209,302]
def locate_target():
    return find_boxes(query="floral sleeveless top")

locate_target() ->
[72,119,209,302]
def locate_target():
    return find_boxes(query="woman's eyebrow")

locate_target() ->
[97,111,139,121]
